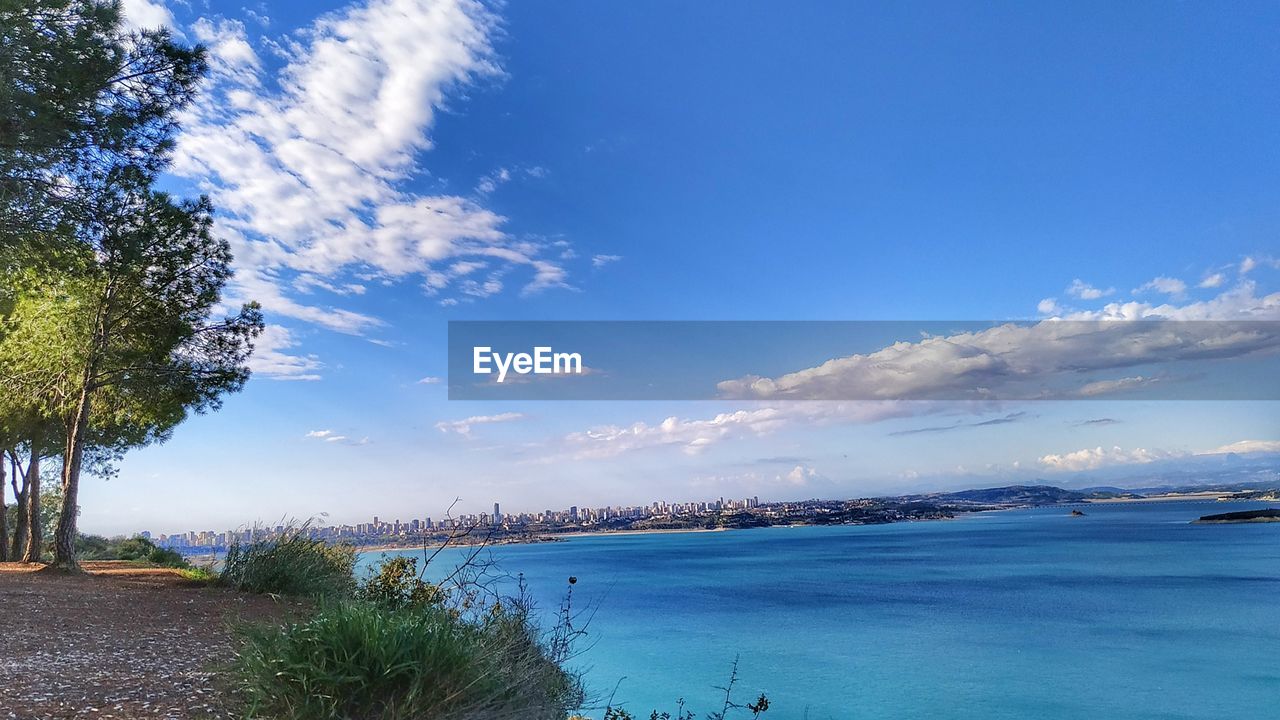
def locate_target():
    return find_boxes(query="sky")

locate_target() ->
[66,0,1280,535]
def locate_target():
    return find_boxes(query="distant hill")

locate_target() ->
[908,485,1088,507]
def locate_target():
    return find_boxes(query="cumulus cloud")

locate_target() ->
[781,464,821,486]
[718,282,1280,401]
[1205,439,1280,455]
[121,0,176,31]
[172,0,569,335]
[247,325,323,380]
[1135,276,1187,296]
[1036,297,1061,316]
[1066,279,1114,300]
[1039,445,1177,472]
[1039,438,1280,472]
[435,412,526,436]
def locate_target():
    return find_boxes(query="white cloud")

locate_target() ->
[718,282,1280,401]
[559,403,917,460]
[1204,440,1280,455]
[305,429,369,445]
[435,412,526,436]
[191,17,260,80]
[475,167,511,195]
[247,325,323,380]
[416,376,443,385]
[121,0,176,31]
[1036,297,1060,315]
[1039,437,1280,472]
[1241,257,1258,275]
[1066,279,1114,300]
[173,0,570,335]
[1134,276,1187,296]
[1038,445,1177,472]
[592,254,623,269]
[781,464,821,486]
[1075,375,1161,397]
[1199,273,1226,289]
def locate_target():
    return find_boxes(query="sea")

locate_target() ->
[355,500,1280,720]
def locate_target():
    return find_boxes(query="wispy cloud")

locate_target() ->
[1066,279,1114,300]
[305,429,370,445]
[889,412,1026,436]
[557,403,918,460]
[1199,272,1226,289]
[172,0,570,337]
[1134,276,1187,296]
[435,412,526,436]
[248,325,323,381]
[416,376,443,385]
[592,254,623,269]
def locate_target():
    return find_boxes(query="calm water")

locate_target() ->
[357,501,1280,719]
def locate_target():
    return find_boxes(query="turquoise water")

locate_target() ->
[357,501,1280,719]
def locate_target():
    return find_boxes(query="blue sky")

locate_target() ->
[74,0,1280,534]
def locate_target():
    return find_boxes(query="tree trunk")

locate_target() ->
[9,454,28,560]
[54,389,91,569]
[0,456,8,562]
[21,448,40,563]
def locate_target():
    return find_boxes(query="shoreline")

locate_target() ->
[190,495,1275,561]
[356,526,733,555]
[1086,492,1253,504]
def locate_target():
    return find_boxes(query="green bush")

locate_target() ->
[146,545,189,568]
[73,533,190,568]
[218,526,356,598]
[359,555,446,610]
[231,599,582,720]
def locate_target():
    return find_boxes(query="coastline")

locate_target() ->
[1086,492,1265,504]
[189,494,1275,562]
[356,526,732,555]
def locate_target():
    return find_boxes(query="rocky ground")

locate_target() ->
[0,562,296,719]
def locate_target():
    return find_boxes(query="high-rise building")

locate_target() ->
[493,502,501,524]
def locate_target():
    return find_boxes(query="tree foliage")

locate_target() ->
[0,0,261,567]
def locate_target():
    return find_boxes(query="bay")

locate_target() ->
[357,500,1280,719]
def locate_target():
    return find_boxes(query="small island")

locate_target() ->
[1192,509,1280,524]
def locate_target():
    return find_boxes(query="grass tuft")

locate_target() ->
[218,523,356,598]
[231,598,581,720]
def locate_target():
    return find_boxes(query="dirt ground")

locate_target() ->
[0,562,297,719]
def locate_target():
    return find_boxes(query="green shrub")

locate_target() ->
[218,525,356,598]
[179,565,217,583]
[73,534,191,568]
[232,599,582,720]
[146,545,189,568]
[116,535,158,561]
[359,555,446,610]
